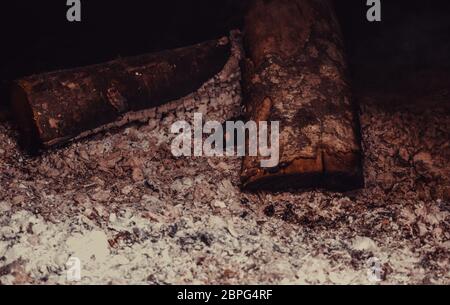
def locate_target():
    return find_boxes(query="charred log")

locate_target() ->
[240,0,364,191]
[12,38,231,153]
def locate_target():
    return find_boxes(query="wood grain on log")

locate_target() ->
[12,38,231,153]
[241,0,364,191]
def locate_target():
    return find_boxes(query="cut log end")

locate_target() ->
[11,83,42,154]
[242,150,364,192]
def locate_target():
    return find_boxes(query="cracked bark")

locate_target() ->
[11,38,231,153]
[241,0,364,191]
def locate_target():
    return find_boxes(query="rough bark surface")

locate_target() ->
[241,0,364,191]
[12,38,231,153]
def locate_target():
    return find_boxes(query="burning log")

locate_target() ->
[240,0,364,191]
[11,38,231,153]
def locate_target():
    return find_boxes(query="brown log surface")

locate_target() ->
[12,38,231,153]
[241,0,364,191]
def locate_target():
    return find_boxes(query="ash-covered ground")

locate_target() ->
[0,36,449,285]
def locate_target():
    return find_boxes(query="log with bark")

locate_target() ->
[240,0,364,191]
[11,38,231,153]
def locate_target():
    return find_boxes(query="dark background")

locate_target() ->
[1,0,450,109]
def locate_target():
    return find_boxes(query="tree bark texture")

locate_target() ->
[12,38,231,153]
[240,0,364,191]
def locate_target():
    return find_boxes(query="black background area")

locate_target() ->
[0,0,450,107]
